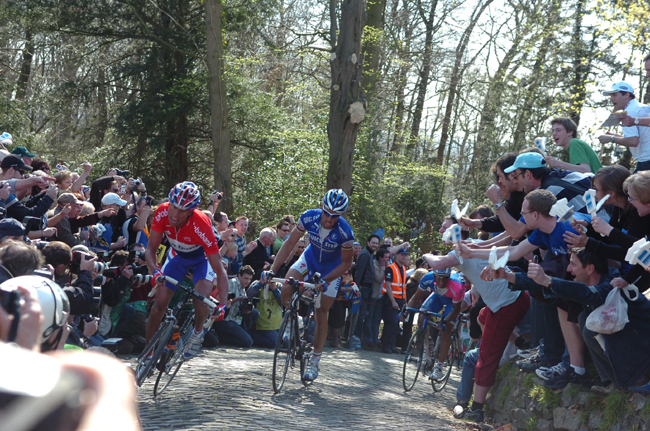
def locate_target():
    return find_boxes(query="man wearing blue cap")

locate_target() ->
[598,82,650,172]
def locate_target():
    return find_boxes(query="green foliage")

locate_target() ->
[529,384,561,410]
[523,373,536,390]
[526,416,538,431]
[600,391,633,430]
[579,410,590,426]
[495,359,515,384]
[565,383,581,399]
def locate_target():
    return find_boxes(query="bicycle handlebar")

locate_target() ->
[270,278,317,289]
[405,307,443,320]
[148,275,218,309]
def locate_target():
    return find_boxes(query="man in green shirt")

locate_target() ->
[547,117,603,173]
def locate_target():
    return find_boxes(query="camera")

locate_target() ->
[144,195,155,206]
[112,168,129,177]
[134,179,141,187]
[81,313,95,323]
[70,251,108,274]
[0,286,21,319]
[131,274,153,284]
[212,190,223,200]
[128,250,145,263]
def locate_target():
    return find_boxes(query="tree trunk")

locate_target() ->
[96,67,108,146]
[436,0,493,165]
[205,0,232,214]
[568,0,594,127]
[15,31,34,101]
[326,0,367,193]
[361,0,386,102]
[409,0,439,145]
[511,0,562,147]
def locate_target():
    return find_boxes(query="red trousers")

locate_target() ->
[475,292,530,387]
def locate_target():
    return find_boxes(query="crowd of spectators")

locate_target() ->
[3,72,650,426]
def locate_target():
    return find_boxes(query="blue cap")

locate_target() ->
[504,152,546,174]
[396,248,409,255]
[602,81,634,96]
[0,218,25,238]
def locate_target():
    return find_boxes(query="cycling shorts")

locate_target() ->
[289,252,341,298]
[421,292,456,321]
[161,251,215,291]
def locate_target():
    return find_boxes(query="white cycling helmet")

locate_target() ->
[0,276,70,343]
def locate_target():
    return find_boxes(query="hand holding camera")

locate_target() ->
[79,255,99,273]
[210,190,224,203]
[46,184,58,199]
[120,265,134,279]
[0,182,10,200]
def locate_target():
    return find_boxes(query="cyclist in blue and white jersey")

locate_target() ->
[262,189,355,381]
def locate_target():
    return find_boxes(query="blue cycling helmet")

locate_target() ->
[168,181,201,210]
[323,189,349,215]
[432,268,452,278]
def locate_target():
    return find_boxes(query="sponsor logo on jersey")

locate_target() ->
[193,225,214,247]
[155,208,168,223]
[339,227,349,239]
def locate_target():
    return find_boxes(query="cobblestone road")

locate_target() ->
[135,346,476,431]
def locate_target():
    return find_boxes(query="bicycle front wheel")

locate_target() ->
[272,311,296,393]
[431,332,455,393]
[154,359,183,397]
[402,329,425,392]
[135,321,174,387]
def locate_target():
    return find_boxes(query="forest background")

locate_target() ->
[1,0,649,252]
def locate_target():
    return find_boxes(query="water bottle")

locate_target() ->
[164,326,180,353]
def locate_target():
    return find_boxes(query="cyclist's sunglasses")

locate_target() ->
[322,209,340,218]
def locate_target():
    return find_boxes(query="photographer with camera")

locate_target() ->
[41,242,103,349]
[97,251,137,340]
[211,265,257,347]
[122,195,153,249]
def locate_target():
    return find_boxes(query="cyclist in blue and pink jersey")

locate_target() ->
[262,189,355,381]
[145,182,229,360]
[412,268,465,380]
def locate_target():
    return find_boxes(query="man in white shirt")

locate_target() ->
[598,81,650,172]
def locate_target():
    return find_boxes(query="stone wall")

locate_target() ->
[484,359,650,431]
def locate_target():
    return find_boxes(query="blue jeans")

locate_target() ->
[634,160,650,173]
[381,296,404,350]
[110,303,136,337]
[249,329,278,348]
[214,319,253,348]
[457,348,479,403]
[354,286,373,342]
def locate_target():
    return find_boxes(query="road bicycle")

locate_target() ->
[402,307,466,393]
[134,275,218,396]
[271,277,319,394]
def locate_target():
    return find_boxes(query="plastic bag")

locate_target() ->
[586,285,638,334]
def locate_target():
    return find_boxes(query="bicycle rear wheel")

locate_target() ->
[273,311,296,393]
[135,320,174,387]
[402,329,425,392]
[431,332,455,393]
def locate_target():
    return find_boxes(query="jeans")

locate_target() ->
[457,348,479,403]
[634,160,650,173]
[214,319,253,348]
[248,329,278,348]
[354,285,373,341]
[541,302,564,365]
[381,296,404,350]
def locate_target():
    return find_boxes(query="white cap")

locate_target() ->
[101,192,127,207]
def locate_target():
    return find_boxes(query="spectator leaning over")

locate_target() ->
[273,219,291,255]
[353,234,380,344]
[381,247,410,354]
[98,251,136,339]
[212,265,256,348]
[598,82,650,172]
[10,145,36,167]
[501,152,591,239]
[243,227,275,280]
[547,117,602,173]
[5,182,57,223]
[460,153,524,236]
[424,224,529,423]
